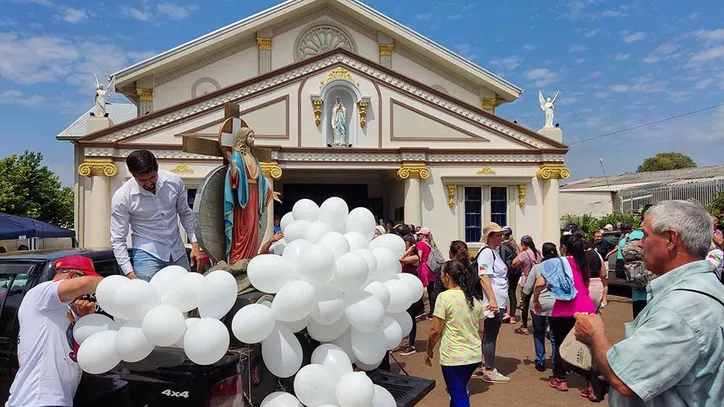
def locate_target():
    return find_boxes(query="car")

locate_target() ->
[0,248,435,406]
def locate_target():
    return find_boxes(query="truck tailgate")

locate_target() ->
[368,370,436,407]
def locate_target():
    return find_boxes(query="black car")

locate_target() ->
[0,248,434,406]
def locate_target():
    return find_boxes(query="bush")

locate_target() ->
[706,192,724,223]
[560,213,641,235]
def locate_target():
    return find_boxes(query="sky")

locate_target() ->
[0,0,723,186]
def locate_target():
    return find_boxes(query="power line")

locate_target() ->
[568,102,724,145]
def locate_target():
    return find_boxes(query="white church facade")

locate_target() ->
[57,0,570,254]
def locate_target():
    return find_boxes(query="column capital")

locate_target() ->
[378,43,394,56]
[481,97,504,111]
[260,162,282,180]
[78,159,119,177]
[256,37,272,51]
[537,163,570,180]
[396,163,430,180]
[136,88,153,102]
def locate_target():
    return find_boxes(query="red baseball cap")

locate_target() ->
[54,255,102,277]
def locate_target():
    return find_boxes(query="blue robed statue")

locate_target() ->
[331,96,348,146]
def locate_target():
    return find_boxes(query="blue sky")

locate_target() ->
[1,0,723,186]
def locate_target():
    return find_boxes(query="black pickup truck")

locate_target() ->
[0,248,434,406]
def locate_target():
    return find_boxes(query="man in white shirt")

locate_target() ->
[111,150,203,281]
[6,255,103,407]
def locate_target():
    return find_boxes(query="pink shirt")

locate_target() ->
[551,257,596,317]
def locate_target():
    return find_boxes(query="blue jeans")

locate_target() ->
[441,363,479,407]
[531,313,556,366]
[132,249,190,281]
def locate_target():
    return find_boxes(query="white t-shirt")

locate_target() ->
[6,281,83,407]
[476,246,509,310]
[706,248,723,280]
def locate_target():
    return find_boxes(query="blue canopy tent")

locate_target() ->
[0,213,76,249]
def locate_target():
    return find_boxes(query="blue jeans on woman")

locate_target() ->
[441,363,479,407]
[531,313,556,367]
[132,249,191,281]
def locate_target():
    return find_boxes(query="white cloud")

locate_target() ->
[613,53,630,60]
[588,70,602,79]
[447,13,465,20]
[524,68,560,87]
[600,10,627,17]
[558,96,579,105]
[416,13,432,20]
[695,29,724,41]
[157,3,198,20]
[569,45,587,52]
[523,44,536,51]
[0,89,45,106]
[489,55,522,71]
[62,7,87,23]
[454,44,477,61]
[608,76,668,94]
[623,32,646,43]
[689,46,724,64]
[576,58,585,64]
[610,84,629,92]
[594,91,608,99]
[694,78,715,89]
[584,29,598,38]
[124,7,154,22]
[14,0,90,24]
[643,41,678,63]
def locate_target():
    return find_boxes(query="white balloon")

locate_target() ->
[292,199,320,222]
[142,305,186,347]
[350,328,387,366]
[95,275,129,319]
[272,240,287,256]
[248,254,296,294]
[280,212,295,234]
[271,280,316,322]
[232,304,275,344]
[73,313,115,345]
[281,239,311,264]
[260,300,272,308]
[150,265,188,296]
[331,328,357,364]
[336,372,375,407]
[318,232,350,259]
[261,325,303,378]
[396,273,424,304]
[371,248,400,282]
[297,244,336,286]
[198,270,238,319]
[305,221,333,244]
[161,272,204,312]
[384,280,412,313]
[369,234,406,259]
[353,249,378,283]
[363,281,391,309]
[311,344,354,379]
[114,279,160,321]
[114,321,154,363]
[185,317,201,330]
[333,252,369,293]
[183,318,229,365]
[380,316,404,351]
[355,359,382,371]
[310,284,345,325]
[344,232,369,252]
[307,314,350,342]
[285,220,312,242]
[345,207,376,240]
[283,315,310,333]
[261,391,302,407]
[293,364,338,406]
[318,197,349,231]
[389,312,413,336]
[373,384,396,407]
[77,330,121,374]
[344,290,386,333]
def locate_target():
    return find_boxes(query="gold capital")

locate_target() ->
[537,164,571,180]
[170,164,194,174]
[357,100,368,128]
[517,184,526,208]
[481,97,503,111]
[312,99,323,127]
[446,184,456,208]
[136,88,153,102]
[78,159,119,177]
[396,163,430,180]
[256,37,272,51]
[260,162,282,180]
[378,43,394,56]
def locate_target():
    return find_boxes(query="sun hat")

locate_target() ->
[416,227,431,235]
[54,255,101,277]
[482,222,506,242]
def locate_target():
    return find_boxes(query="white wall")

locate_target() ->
[560,191,613,217]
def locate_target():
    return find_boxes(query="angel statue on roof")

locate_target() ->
[91,74,115,117]
[539,90,560,128]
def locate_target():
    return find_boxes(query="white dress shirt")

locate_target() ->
[110,170,197,275]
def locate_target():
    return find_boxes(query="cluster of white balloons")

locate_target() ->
[73,267,238,374]
[236,197,423,406]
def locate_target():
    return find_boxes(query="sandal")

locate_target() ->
[513,326,529,335]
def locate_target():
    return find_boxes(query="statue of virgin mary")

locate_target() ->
[331,96,347,146]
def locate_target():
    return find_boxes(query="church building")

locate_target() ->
[57,0,570,254]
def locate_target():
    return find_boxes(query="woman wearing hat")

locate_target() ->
[472,222,511,383]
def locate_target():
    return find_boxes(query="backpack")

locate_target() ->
[621,235,657,289]
[422,241,445,279]
[499,242,521,279]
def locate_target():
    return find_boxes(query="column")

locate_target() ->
[260,161,283,243]
[78,159,119,248]
[256,37,272,74]
[136,88,153,116]
[378,43,393,69]
[537,164,570,244]
[396,163,430,226]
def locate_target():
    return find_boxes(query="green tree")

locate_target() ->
[636,152,697,172]
[0,151,74,228]
[707,192,724,222]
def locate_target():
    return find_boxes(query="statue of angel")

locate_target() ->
[91,74,115,117]
[538,90,559,128]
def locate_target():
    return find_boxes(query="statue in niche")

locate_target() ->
[539,90,559,128]
[331,96,349,147]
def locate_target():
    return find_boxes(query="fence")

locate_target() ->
[614,179,724,213]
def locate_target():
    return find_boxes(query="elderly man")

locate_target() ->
[6,255,103,407]
[574,200,724,406]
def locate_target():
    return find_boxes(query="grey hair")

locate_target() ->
[646,200,712,259]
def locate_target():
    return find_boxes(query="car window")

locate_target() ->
[92,260,123,277]
[0,274,30,339]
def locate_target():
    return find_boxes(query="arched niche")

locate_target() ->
[192,77,221,98]
[318,74,363,147]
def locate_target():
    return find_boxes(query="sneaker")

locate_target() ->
[534,361,546,372]
[482,368,511,383]
[581,384,593,398]
[399,345,416,356]
[473,366,486,376]
[509,317,517,324]
[514,326,529,335]
[549,378,569,391]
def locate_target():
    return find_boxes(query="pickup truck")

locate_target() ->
[0,248,434,406]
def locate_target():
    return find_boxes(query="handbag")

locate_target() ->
[559,328,592,373]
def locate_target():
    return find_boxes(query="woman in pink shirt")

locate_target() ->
[416,227,437,318]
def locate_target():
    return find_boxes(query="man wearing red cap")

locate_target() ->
[6,255,103,407]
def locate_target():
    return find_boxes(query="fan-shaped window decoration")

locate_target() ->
[295,25,356,61]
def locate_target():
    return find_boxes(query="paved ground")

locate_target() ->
[390,295,632,406]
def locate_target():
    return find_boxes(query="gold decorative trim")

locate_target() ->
[312,99,323,127]
[357,100,368,128]
[446,184,456,208]
[537,164,571,180]
[78,159,119,177]
[136,88,153,102]
[256,37,272,51]
[481,97,504,111]
[320,67,356,87]
[517,184,526,208]
[378,43,394,56]
[170,164,194,174]
[396,163,430,180]
[476,167,496,175]
[260,162,283,180]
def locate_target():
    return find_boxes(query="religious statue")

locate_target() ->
[223,126,280,266]
[538,90,559,128]
[91,74,115,117]
[331,96,348,146]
